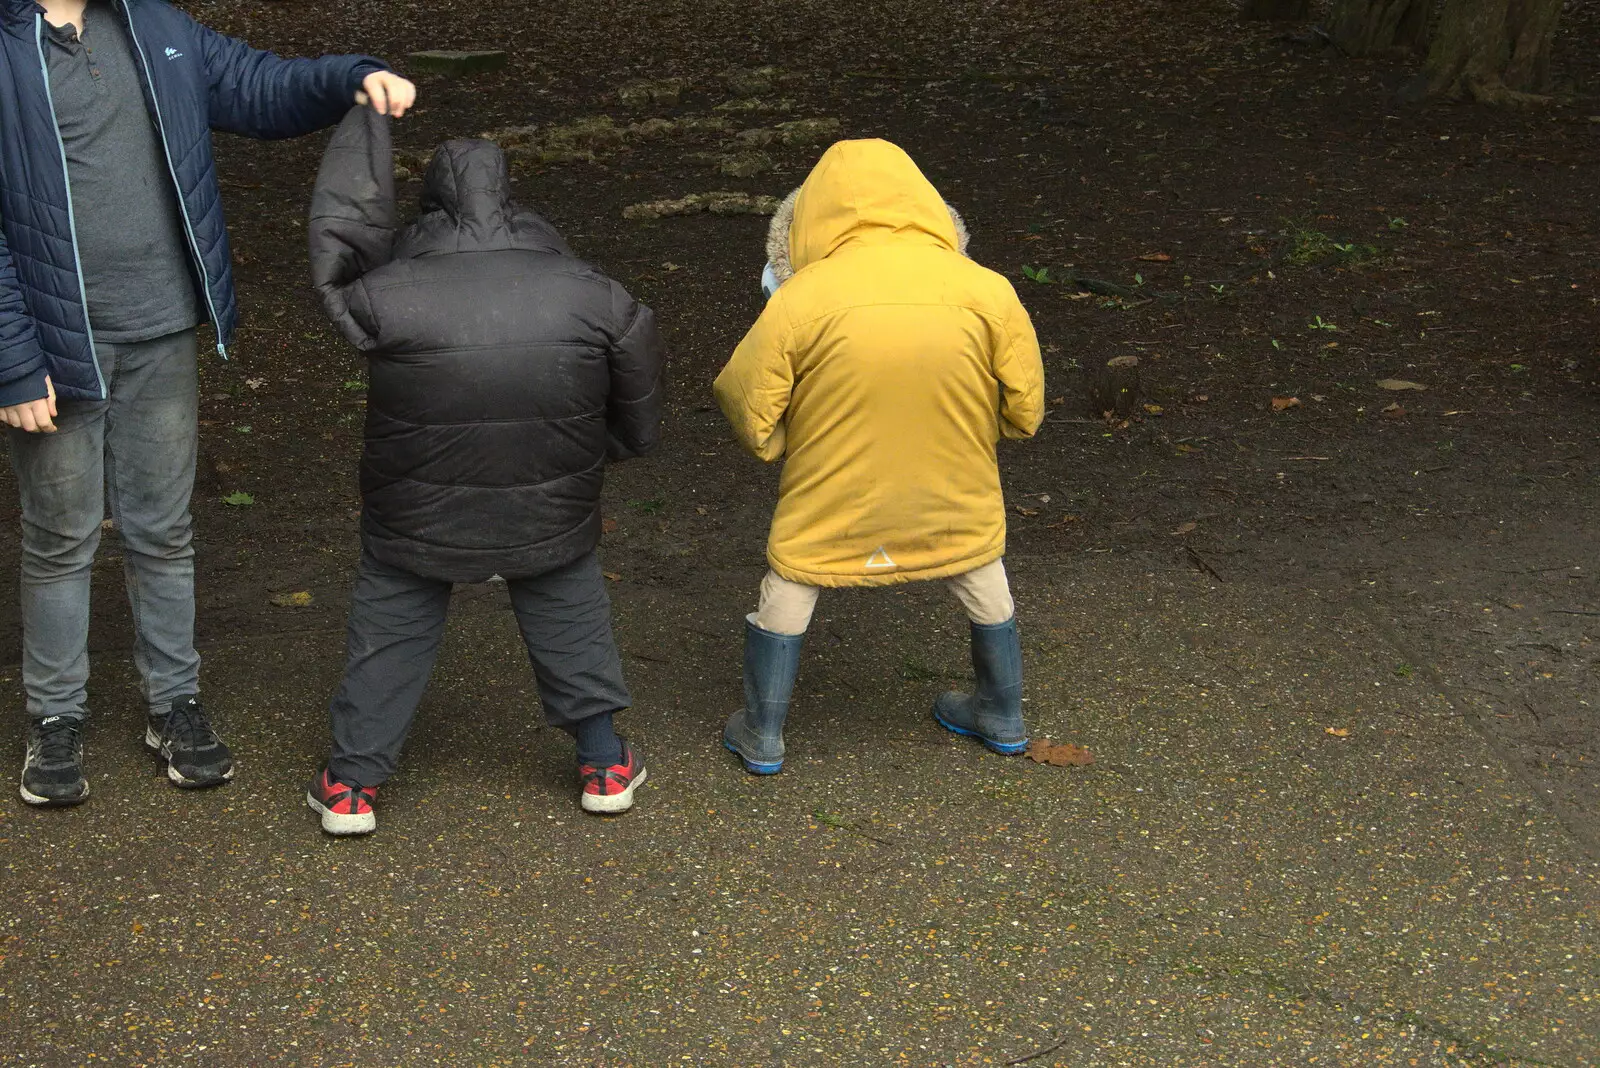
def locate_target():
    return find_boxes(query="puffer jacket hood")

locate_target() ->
[714,138,1044,587]
[311,107,665,582]
[394,138,572,259]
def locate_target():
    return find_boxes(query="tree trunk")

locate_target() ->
[1240,0,1311,20]
[1330,0,1432,55]
[1426,0,1566,102]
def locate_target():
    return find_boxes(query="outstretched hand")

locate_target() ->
[356,71,417,118]
[0,376,58,434]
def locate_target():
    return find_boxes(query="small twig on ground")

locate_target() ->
[1551,609,1600,617]
[1006,1037,1068,1066]
[814,814,902,849]
[1185,545,1226,584]
[1480,565,1579,575]
[845,69,1048,83]
[1066,275,1138,299]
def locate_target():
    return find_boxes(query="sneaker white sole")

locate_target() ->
[19,781,89,806]
[306,791,377,835]
[144,727,236,788]
[581,765,647,815]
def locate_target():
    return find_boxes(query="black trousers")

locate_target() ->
[326,547,630,785]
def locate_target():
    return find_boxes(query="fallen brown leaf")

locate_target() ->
[1377,379,1427,392]
[1191,394,1209,403]
[1382,402,1406,419]
[1172,521,1198,536]
[1271,396,1301,412]
[1143,403,1164,416]
[603,571,622,581]
[601,517,618,533]
[1013,506,1040,517]
[1137,252,1173,262]
[270,591,313,608]
[1324,727,1351,738]
[1026,739,1095,767]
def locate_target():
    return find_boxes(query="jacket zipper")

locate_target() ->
[120,1,227,359]
[34,14,107,399]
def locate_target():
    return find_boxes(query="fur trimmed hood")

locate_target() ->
[765,140,971,285]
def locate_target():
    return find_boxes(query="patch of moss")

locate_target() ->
[776,117,842,145]
[736,127,779,147]
[616,79,683,107]
[392,148,433,181]
[482,117,627,165]
[627,117,679,140]
[717,151,775,178]
[623,191,781,221]
[714,97,796,114]
[721,66,783,96]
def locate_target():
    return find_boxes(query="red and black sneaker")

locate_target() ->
[306,767,378,836]
[579,739,647,815]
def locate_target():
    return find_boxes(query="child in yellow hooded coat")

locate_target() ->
[713,139,1046,774]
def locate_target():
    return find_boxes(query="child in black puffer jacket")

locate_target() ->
[304,107,665,834]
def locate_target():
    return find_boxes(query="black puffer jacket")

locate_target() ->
[309,108,664,582]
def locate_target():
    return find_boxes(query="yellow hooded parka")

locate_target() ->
[714,139,1045,587]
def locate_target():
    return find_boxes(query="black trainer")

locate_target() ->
[146,696,235,789]
[21,714,90,807]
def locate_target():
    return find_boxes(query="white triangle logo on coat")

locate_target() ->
[864,546,897,569]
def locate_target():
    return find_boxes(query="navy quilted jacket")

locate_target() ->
[0,0,385,406]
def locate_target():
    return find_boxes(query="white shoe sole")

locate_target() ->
[144,727,236,788]
[307,791,377,835]
[581,765,647,814]
[19,781,89,806]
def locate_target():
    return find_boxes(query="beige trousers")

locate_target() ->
[753,558,1015,636]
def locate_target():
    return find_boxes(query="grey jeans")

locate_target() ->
[327,547,631,786]
[6,329,201,721]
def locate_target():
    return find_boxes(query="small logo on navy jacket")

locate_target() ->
[164,46,183,60]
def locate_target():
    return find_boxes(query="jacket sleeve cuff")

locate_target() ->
[346,57,390,99]
[0,369,50,408]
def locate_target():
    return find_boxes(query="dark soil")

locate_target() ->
[1,0,1596,843]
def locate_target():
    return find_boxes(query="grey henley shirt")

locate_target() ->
[46,2,203,344]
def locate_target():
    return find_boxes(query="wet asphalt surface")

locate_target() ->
[1,4,1597,1057]
[2,555,1595,1066]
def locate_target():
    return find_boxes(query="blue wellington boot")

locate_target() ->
[723,617,804,775]
[932,617,1029,754]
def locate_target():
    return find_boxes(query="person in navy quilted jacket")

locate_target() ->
[0,0,416,808]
